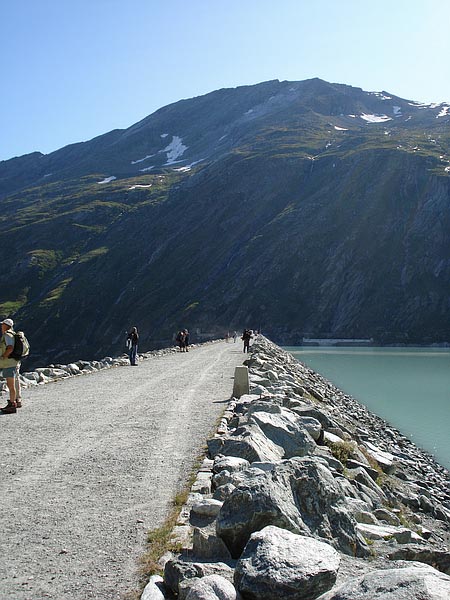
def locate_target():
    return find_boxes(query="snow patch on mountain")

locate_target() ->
[129,184,153,190]
[97,176,116,184]
[139,166,154,173]
[160,133,169,138]
[393,106,402,116]
[408,101,430,109]
[409,101,450,117]
[172,159,205,172]
[360,113,392,123]
[334,126,348,131]
[370,92,392,100]
[131,154,154,165]
[160,136,188,165]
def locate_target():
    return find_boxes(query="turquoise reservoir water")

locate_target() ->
[284,347,450,471]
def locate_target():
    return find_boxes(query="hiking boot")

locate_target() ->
[1,403,17,414]
[16,399,22,408]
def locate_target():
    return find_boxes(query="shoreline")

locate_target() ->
[286,347,449,477]
[286,343,450,471]
[144,334,450,599]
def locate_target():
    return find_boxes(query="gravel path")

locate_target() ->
[0,341,244,600]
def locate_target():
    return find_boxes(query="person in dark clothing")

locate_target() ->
[242,329,252,353]
[127,326,139,365]
[183,329,190,351]
[176,330,186,352]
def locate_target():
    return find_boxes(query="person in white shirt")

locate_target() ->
[0,318,21,414]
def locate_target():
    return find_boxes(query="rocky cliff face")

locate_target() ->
[1,78,449,364]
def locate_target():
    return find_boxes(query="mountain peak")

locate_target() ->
[1,77,450,363]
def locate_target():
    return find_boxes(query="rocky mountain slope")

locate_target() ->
[1,78,449,365]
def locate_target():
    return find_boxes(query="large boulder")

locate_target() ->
[185,575,240,600]
[291,406,335,429]
[216,424,285,463]
[317,564,450,599]
[191,499,223,518]
[22,371,39,382]
[164,559,234,596]
[356,523,424,543]
[235,526,340,600]
[164,559,201,595]
[192,528,232,561]
[388,546,450,575]
[348,467,387,503]
[141,575,166,600]
[361,441,396,474]
[249,410,316,458]
[297,416,322,441]
[216,457,369,558]
[213,457,250,474]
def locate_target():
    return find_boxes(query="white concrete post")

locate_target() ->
[233,366,249,398]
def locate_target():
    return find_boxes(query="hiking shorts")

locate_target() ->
[1,366,17,378]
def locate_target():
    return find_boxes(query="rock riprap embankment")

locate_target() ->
[143,336,450,600]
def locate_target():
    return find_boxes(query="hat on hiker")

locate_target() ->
[1,318,13,327]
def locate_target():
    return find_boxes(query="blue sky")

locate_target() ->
[1,0,449,161]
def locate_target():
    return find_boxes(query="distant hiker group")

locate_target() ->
[124,325,254,361]
[1,315,258,414]
[0,318,30,414]
[126,326,192,358]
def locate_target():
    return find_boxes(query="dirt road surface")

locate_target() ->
[0,341,244,599]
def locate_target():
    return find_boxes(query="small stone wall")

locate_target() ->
[0,339,223,395]
[142,335,450,600]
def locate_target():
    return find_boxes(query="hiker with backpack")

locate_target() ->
[242,328,252,353]
[0,318,29,414]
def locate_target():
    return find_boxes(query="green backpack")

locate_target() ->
[10,331,30,361]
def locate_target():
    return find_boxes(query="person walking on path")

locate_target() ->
[184,329,190,351]
[233,331,238,343]
[242,328,252,353]
[126,326,139,365]
[0,318,22,413]
[176,330,186,352]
